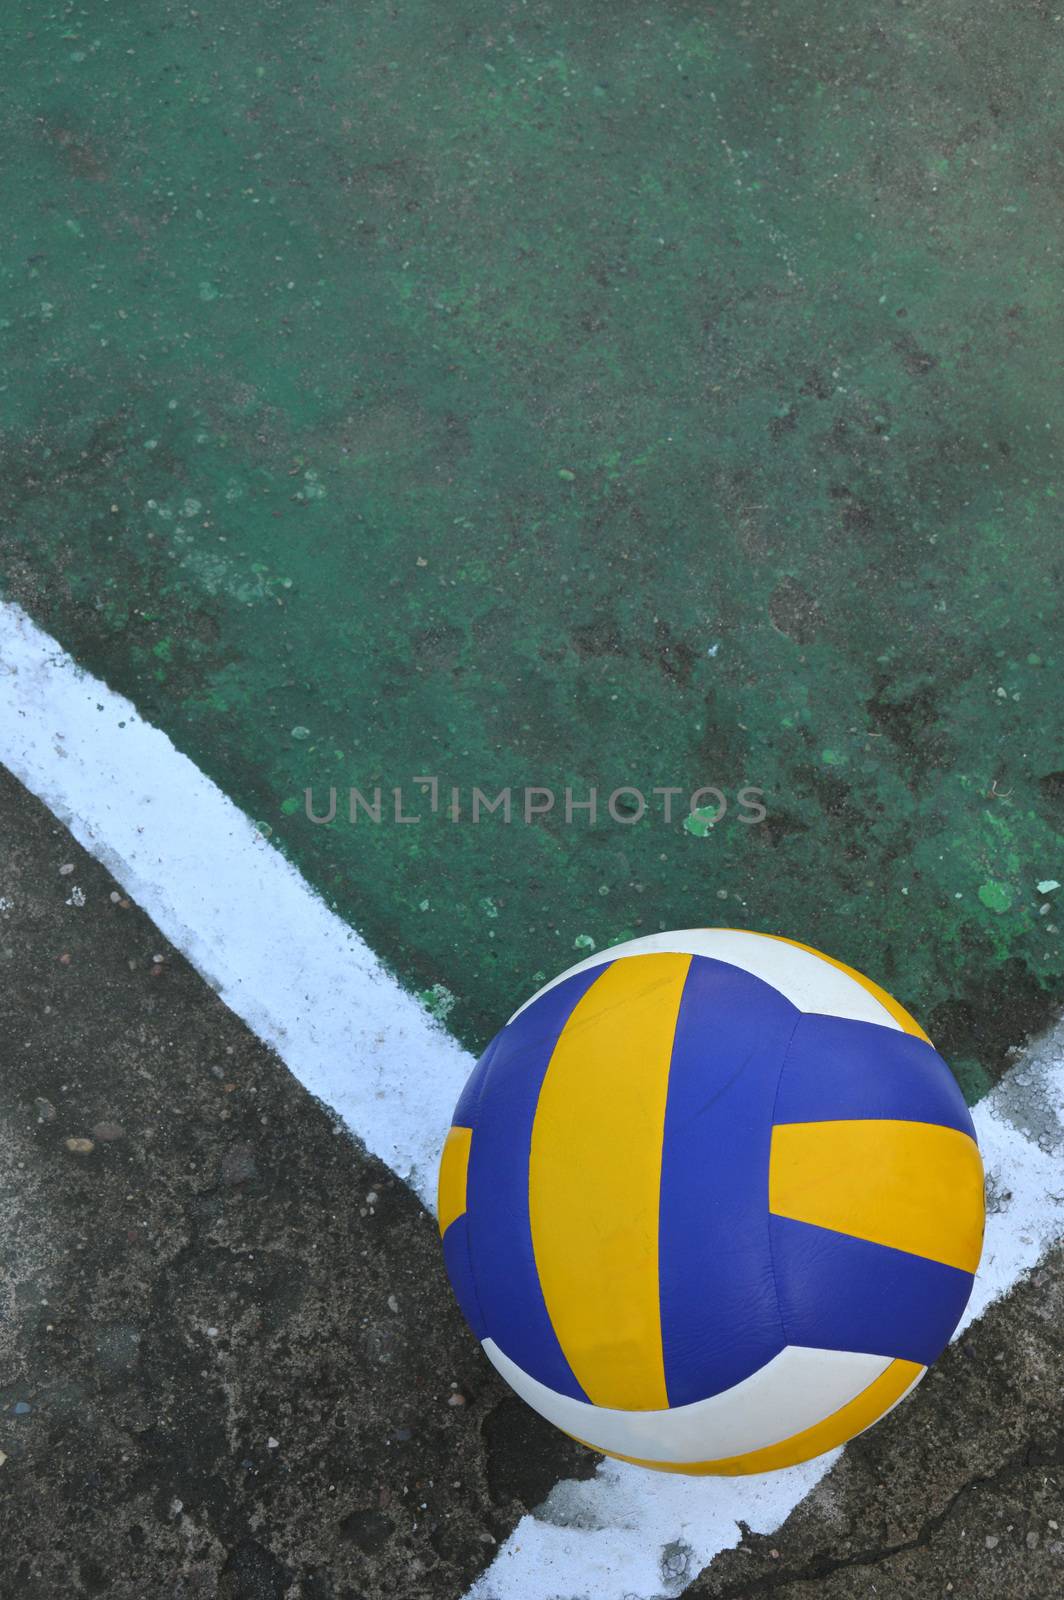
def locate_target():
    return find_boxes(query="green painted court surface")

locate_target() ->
[3,0,1063,1084]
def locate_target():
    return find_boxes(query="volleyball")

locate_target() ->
[436,929,984,1474]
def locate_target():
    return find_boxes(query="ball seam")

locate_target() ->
[765,1009,804,1354]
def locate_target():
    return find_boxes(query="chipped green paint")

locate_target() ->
[2,1,1063,1083]
[683,808,719,840]
[420,983,457,1022]
[979,882,1015,916]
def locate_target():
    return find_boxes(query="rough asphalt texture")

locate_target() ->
[0,765,595,1599]
[3,768,1063,1599]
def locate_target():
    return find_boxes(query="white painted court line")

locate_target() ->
[0,600,470,1208]
[2,596,1062,1600]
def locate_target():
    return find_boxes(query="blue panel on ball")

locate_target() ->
[774,1014,976,1138]
[441,1214,487,1341]
[658,955,800,1406]
[464,966,610,1402]
[770,1214,974,1367]
[452,1029,501,1128]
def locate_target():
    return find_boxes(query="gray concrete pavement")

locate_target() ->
[0,764,593,1599]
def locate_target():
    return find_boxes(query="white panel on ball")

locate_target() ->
[481,1339,917,1465]
[508,928,904,1031]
